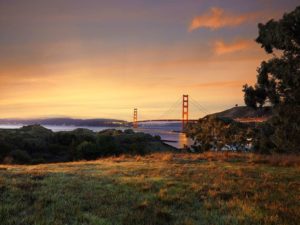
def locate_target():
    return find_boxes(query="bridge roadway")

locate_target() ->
[135,119,198,123]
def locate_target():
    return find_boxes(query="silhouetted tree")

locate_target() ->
[243,6,300,153]
[243,85,257,108]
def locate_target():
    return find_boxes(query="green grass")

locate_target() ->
[0,153,299,225]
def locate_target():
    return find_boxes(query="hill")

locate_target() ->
[0,117,127,127]
[210,106,272,122]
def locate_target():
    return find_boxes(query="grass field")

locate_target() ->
[0,152,299,225]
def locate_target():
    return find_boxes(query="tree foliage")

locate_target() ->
[186,116,254,152]
[0,125,171,164]
[243,6,300,153]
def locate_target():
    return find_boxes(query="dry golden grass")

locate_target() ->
[146,151,300,167]
[0,152,299,225]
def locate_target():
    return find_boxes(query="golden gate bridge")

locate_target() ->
[132,95,211,131]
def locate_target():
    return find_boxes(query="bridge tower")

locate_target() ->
[133,108,138,128]
[182,95,189,130]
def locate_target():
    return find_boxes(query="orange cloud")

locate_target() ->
[214,40,253,55]
[189,7,259,31]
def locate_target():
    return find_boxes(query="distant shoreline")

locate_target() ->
[0,118,128,127]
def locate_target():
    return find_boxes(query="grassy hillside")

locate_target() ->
[1,152,299,225]
[211,106,272,122]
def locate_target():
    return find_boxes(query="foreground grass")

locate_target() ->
[0,153,299,225]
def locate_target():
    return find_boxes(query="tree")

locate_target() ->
[186,115,254,152]
[242,84,257,108]
[75,141,99,160]
[243,6,300,153]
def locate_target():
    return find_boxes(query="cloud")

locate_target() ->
[189,7,259,31]
[214,40,253,55]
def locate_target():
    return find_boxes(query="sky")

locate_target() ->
[0,0,299,120]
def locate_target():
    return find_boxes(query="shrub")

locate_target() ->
[10,149,31,164]
[96,135,116,156]
[75,141,99,160]
[0,141,12,161]
[186,115,255,151]
[54,132,76,145]
[129,142,146,155]
[31,158,46,164]
[124,129,135,134]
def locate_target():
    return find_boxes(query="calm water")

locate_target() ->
[0,122,193,149]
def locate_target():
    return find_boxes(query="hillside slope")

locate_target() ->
[211,106,272,122]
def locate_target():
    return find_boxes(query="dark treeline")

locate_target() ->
[0,125,172,164]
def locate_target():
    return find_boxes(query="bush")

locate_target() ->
[154,135,161,141]
[0,141,12,161]
[54,132,76,145]
[10,150,31,164]
[96,135,116,156]
[186,115,255,151]
[48,144,69,154]
[129,142,146,155]
[124,129,135,134]
[31,158,46,164]
[75,141,99,160]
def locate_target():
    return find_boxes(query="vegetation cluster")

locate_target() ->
[0,125,169,164]
[186,115,255,152]
[242,6,300,153]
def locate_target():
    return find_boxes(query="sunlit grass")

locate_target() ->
[0,152,299,225]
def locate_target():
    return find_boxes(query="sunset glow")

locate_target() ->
[0,0,298,120]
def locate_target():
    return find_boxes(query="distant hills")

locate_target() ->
[0,118,128,127]
[0,106,272,127]
[209,106,272,122]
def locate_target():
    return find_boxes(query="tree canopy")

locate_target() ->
[186,115,254,152]
[243,6,300,107]
[243,6,300,153]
